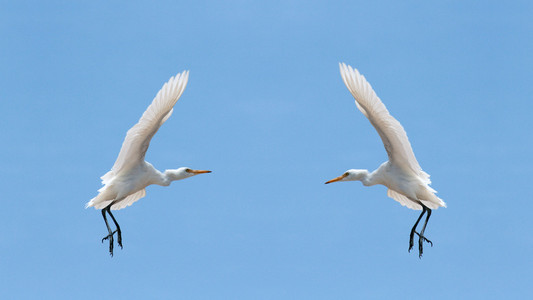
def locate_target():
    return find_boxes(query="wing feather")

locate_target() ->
[339,63,424,178]
[387,189,444,210]
[387,189,422,210]
[108,70,189,177]
[111,189,147,210]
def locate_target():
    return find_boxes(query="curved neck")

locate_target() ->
[156,169,190,186]
[364,169,384,186]
[360,170,373,186]
[352,169,378,186]
[361,172,374,186]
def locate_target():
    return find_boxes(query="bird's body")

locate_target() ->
[326,63,445,257]
[350,161,444,211]
[88,162,167,210]
[87,70,211,256]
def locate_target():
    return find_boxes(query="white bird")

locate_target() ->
[86,70,211,256]
[325,63,446,257]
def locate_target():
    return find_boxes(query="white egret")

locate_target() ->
[326,63,446,257]
[86,70,211,256]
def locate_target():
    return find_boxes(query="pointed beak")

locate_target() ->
[189,169,212,174]
[325,173,347,184]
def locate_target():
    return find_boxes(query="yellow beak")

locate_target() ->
[325,173,348,184]
[189,169,212,174]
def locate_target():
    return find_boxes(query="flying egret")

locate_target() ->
[86,70,211,256]
[326,63,446,258]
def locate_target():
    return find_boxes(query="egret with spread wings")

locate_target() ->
[325,63,446,258]
[86,70,211,256]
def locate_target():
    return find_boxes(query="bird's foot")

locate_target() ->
[415,232,433,247]
[101,230,117,243]
[117,230,123,249]
[102,230,118,256]
[417,233,432,259]
[418,238,424,258]
[409,231,432,257]
[408,231,415,252]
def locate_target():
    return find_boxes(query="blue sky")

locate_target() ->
[1,0,532,299]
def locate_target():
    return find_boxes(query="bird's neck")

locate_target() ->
[157,169,189,186]
[360,170,379,186]
[151,170,170,186]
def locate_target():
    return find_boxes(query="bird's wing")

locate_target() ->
[387,189,445,210]
[387,189,422,210]
[109,70,189,176]
[111,189,147,210]
[339,63,425,178]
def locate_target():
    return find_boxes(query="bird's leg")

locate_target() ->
[101,206,115,256]
[414,232,433,246]
[417,207,433,258]
[107,208,123,249]
[409,207,426,253]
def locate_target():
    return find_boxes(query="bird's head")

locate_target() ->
[166,167,212,181]
[325,169,368,184]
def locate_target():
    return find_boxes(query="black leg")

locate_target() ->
[409,207,426,253]
[101,205,116,256]
[417,207,433,258]
[414,231,433,246]
[107,208,123,249]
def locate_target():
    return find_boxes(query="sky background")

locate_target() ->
[1,0,532,299]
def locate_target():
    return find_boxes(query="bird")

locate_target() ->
[86,70,211,256]
[325,63,446,258]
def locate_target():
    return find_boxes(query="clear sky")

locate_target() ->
[1,0,532,299]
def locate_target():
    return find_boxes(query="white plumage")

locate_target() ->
[326,63,445,257]
[87,70,211,256]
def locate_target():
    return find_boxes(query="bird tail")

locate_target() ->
[85,196,99,209]
[85,184,114,209]
[417,185,446,210]
[85,193,112,209]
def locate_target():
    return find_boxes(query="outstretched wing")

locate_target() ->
[108,70,189,177]
[339,63,426,180]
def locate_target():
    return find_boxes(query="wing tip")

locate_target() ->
[339,62,348,75]
[177,69,190,89]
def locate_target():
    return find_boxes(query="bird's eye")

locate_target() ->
[185,168,192,173]
[344,172,349,176]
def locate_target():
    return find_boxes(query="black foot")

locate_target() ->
[101,204,123,257]
[408,231,415,252]
[418,238,423,258]
[102,230,117,243]
[117,231,123,249]
[102,230,118,256]
[408,205,433,258]
[415,232,433,247]
[409,231,433,257]
[417,233,432,258]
